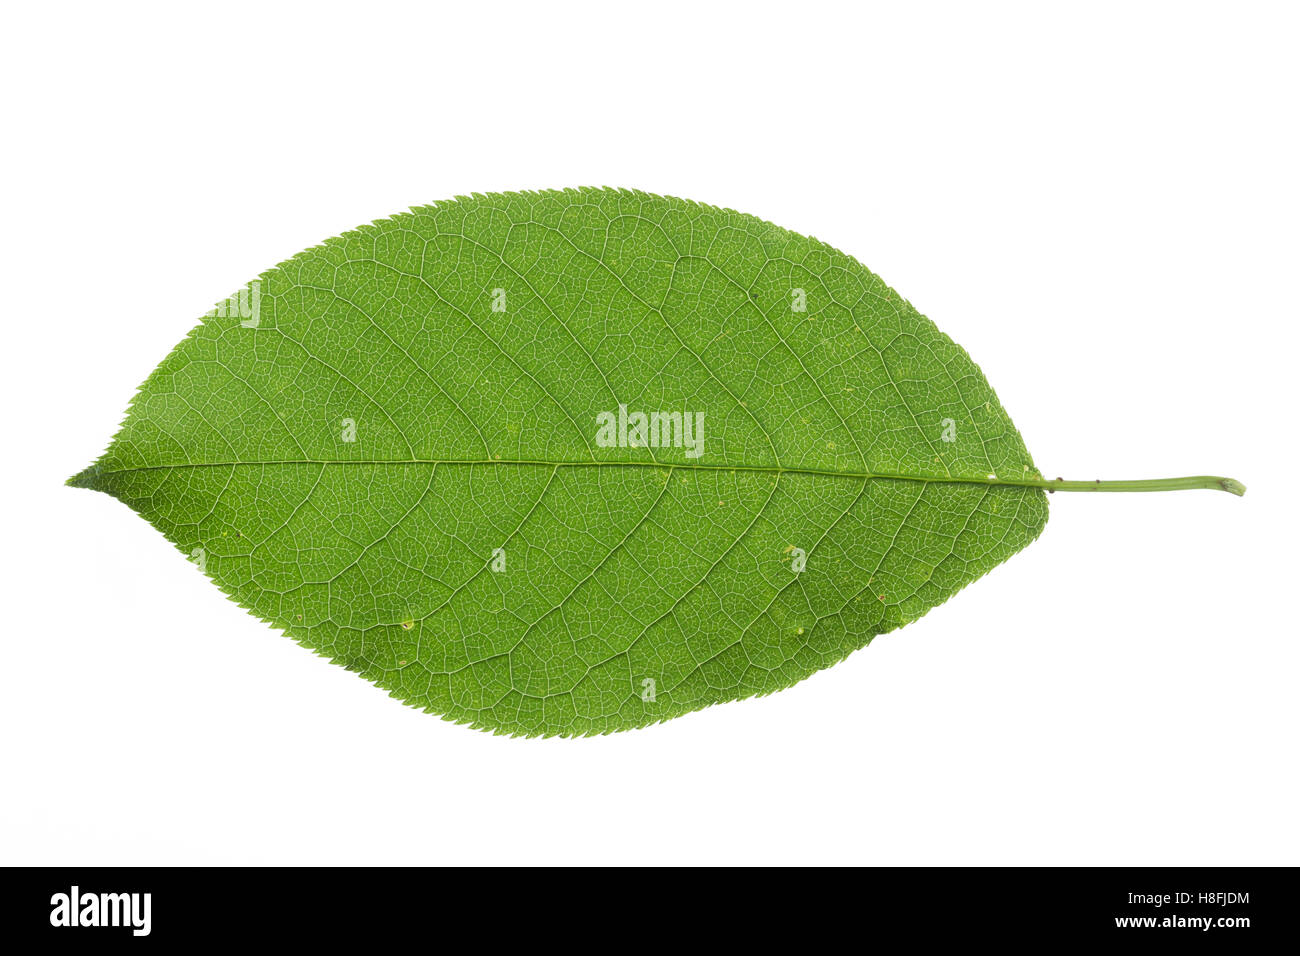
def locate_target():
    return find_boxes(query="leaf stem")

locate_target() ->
[1020,475,1246,496]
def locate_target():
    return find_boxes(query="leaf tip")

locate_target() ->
[66,464,102,490]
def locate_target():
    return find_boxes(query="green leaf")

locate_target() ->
[70,188,1241,736]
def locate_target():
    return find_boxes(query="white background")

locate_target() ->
[2,1,1296,866]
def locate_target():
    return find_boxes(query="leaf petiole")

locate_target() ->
[1023,475,1246,496]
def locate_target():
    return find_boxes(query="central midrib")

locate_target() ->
[74,459,1243,495]
[80,458,1040,487]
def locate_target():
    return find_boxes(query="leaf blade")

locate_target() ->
[73,187,1049,735]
